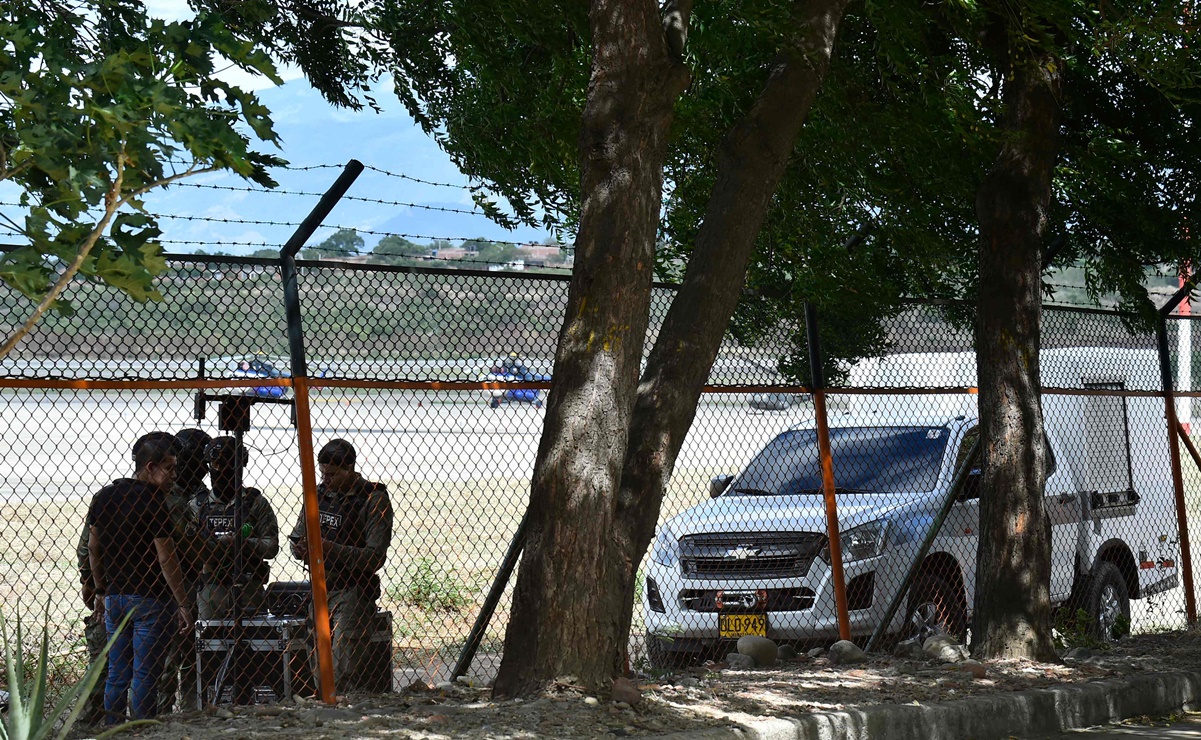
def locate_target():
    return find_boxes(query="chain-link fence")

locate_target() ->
[1,257,1196,718]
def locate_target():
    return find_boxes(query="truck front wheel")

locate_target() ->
[906,574,967,643]
[1085,561,1130,642]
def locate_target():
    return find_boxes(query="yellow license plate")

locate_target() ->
[718,613,766,638]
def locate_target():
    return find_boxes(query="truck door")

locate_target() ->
[955,424,1076,602]
[1043,439,1078,601]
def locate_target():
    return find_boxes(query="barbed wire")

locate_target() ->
[359,164,475,190]
[1043,297,1117,309]
[172,182,488,216]
[142,212,553,247]
[160,160,473,189]
[159,239,285,249]
[0,202,553,248]
[1046,282,1101,292]
[155,238,572,270]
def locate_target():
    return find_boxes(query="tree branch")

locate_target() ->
[124,162,217,202]
[661,0,693,61]
[0,153,215,362]
[0,154,127,360]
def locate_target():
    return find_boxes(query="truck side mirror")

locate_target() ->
[959,469,981,501]
[710,474,734,498]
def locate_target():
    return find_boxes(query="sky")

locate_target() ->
[141,77,554,257]
[0,0,553,259]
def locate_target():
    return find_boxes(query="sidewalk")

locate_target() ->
[662,671,1201,740]
[1028,713,1201,738]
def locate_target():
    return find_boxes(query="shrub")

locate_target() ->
[396,558,473,613]
[0,605,125,740]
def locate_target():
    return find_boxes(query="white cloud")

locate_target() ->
[203,204,245,220]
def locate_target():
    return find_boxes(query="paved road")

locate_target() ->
[1024,713,1201,738]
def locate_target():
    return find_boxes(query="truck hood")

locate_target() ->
[663,492,930,538]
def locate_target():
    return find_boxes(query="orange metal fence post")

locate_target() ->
[804,302,851,640]
[813,389,852,640]
[1164,397,1196,626]
[279,159,364,702]
[1158,313,1198,627]
[294,376,338,702]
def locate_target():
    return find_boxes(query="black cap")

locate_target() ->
[317,439,355,468]
[205,436,248,469]
[175,428,212,459]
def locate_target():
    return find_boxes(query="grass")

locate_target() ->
[0,385,761,688]
[24,391,1194,685]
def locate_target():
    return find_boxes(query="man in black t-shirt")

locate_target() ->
[87,432,193,722]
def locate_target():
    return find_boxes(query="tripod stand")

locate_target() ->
[194,394,290,706]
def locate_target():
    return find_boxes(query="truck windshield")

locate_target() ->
[733,426,951,495]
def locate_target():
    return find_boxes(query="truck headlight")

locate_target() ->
[652,528,679,567]
[821,520,888,563]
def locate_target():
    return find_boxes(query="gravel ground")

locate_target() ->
[71,630,1201,740]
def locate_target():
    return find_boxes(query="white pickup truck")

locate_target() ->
[642,348,1181,665]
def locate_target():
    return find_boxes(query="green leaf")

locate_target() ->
[0,605,130,740]
[0,0,285,359]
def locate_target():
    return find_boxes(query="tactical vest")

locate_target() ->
[168,485,207,585]
[199,489,270,585]
[317,481,381,592]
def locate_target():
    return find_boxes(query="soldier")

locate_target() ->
[290,439,393,692]
[158,427,210,713]
[196,436,279,621]
[75,521,106,724]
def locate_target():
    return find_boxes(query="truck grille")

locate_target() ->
[679,587,815,612]
[679,532,826,580]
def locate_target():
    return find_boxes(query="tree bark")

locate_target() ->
[611,0,853,670]
[972,44,1063,662]
[491,0,689,697]
[492,0,851,696]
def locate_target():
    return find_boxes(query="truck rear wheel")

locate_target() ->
[1085,561,1130,642]
[905,574,967,643]
[644,631,687,670]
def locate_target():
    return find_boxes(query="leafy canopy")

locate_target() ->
[302,227,365,259]
[0,0,285,321]
[202,0,1201,365]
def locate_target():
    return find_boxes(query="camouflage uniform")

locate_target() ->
[195,487,279,620]
[75,522,106,725]
[158,481,207,714]
[291,477,392,691]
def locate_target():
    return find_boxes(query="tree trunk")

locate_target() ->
[491,0,689,697]
[972,45,1063,662]
[611,0,853,668]
[492,0,852,696]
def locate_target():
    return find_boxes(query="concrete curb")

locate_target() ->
[656,670,1201,740]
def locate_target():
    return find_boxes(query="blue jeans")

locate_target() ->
[104,595,173,722]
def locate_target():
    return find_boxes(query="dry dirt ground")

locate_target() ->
[72,631,1201,740]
